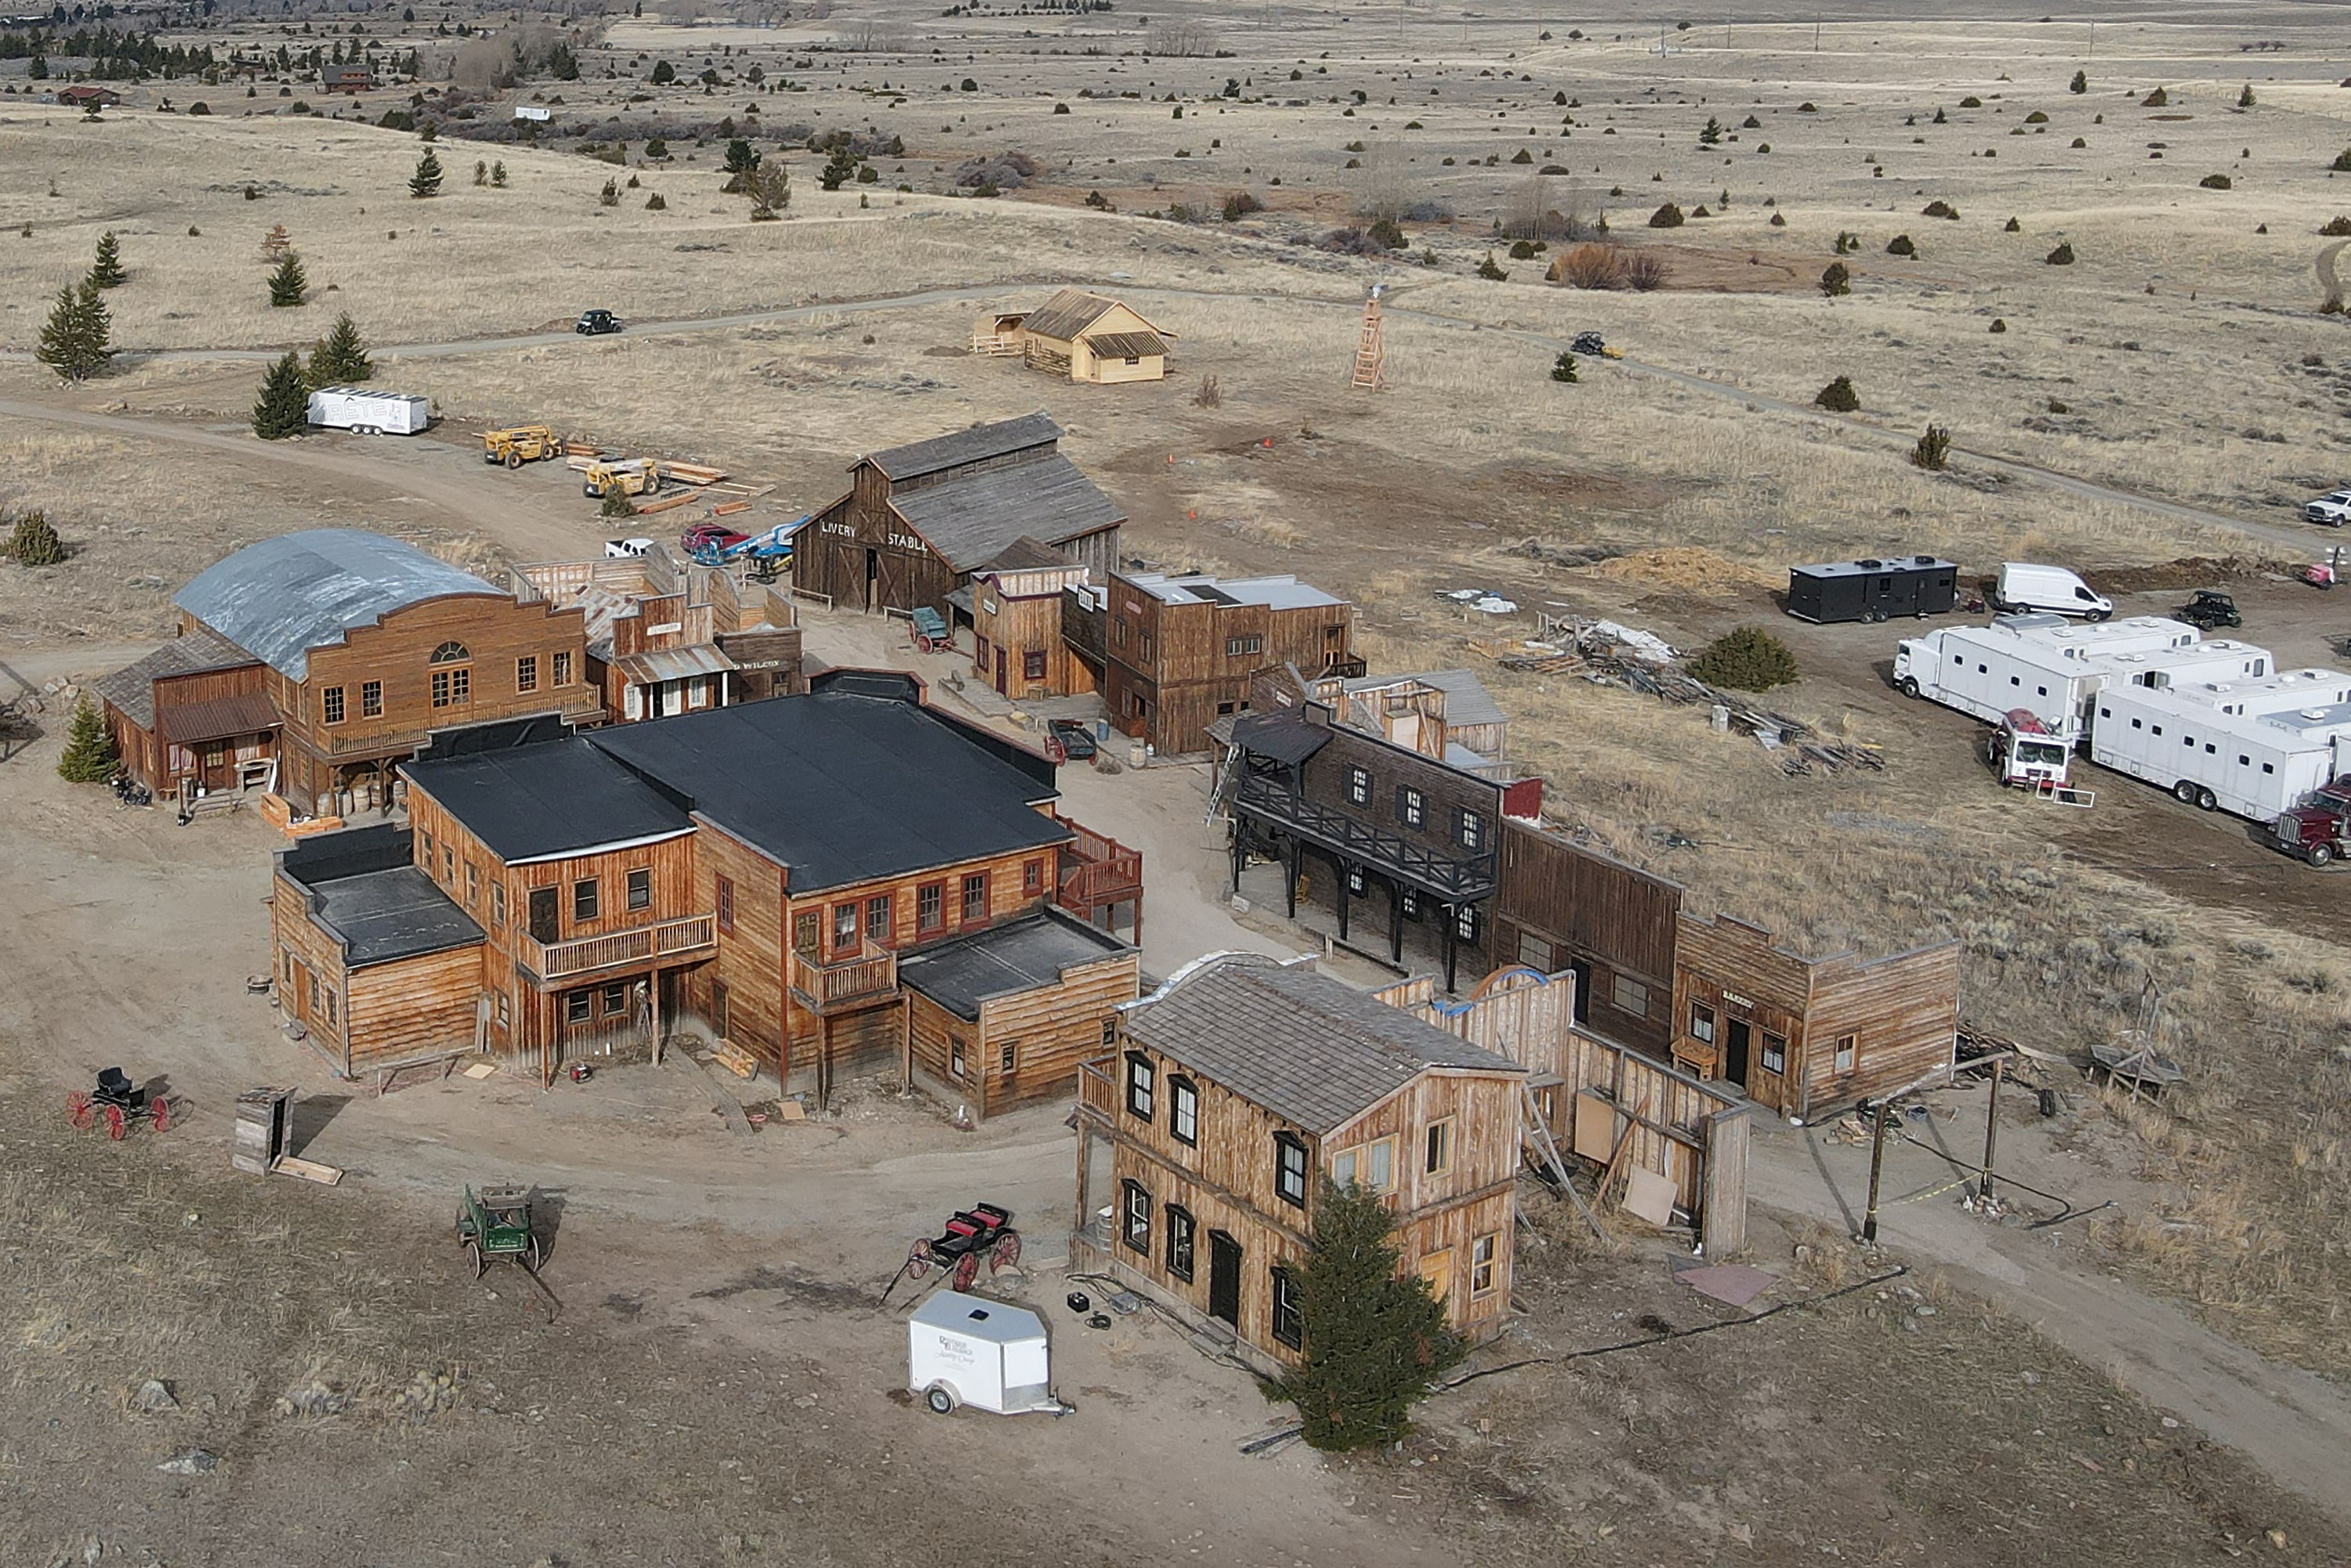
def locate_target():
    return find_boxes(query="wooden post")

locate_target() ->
[1442,911,1458,994]
[1229,821,1244,895]
[1978,1059,2003,1202]
[1285,836,1301,920]
[1335,860,1350,941]
[1860,1100,1889,1242]
[1389,881,1405,966]
[650,965,664,1068]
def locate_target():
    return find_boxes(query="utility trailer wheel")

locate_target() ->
[2194,786,2219,812]
[2172,779,2198,806]
[925,1385,958,1415]
[1897,677,1922,699]
[2309,842,2335,867]
[467,1240,485,1279]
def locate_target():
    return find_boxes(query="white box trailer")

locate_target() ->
[306,386,431,436]
[907,1291,1068,1418]
[1893,614,2208,742]
[2088,668,2351,820]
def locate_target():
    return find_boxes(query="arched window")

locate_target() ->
[429,642,472,709]
[429,641,470,664]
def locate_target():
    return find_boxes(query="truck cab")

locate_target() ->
[1990,708,2071,789]
[2266,778,2351,866]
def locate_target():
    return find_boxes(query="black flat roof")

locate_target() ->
[306,865,486,969]
[402,737,693,862]
[587,690,1071,894]
[898,909,1134,1021]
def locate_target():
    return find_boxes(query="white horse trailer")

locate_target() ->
[2088,669,2351,820]
[1893,614,2207,742]
[306,386,431,436]
[907,1291,1068,1418]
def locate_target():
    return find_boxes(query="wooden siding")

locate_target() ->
[346,945,482,1074]
[270,871,353,1074]
[693,818,791,1069]
[973,576,1092,699]
[106,658,275,795]
[907,951,1137,1121]
[1100,570,1356,755]
[1492,822,1682,1054]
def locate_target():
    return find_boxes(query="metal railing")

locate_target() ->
[522,912,716,983]
[788,943,898,1012]
[1232,775,1497,899]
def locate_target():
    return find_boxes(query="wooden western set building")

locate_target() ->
[794,414,1124,619]
[971,288,1175,384]
[964,537,1096,701]
[271,670,1145,1099]
[106,531,600,817]
[1073,953,1527,1374]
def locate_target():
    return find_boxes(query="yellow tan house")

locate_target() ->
[973,289,1174,385]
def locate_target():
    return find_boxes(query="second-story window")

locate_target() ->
[552,650,573,687]
[464,862,479,907]
[572,877,599,923]
[715,875,736,933]
[626,867,651,911]
[360,679,382,718]
[1395,785,1425,829]
[1274,1132,1309,1208]
[1347,766,1371,806]
[516,655,538,693]
[831,901,858,951]
[490,882,505,926]
[1124,1050,1154,1120]
[429,641,471,709]
[917,882,944,932]
[1224,633,1263,657]
[866,894,892,944]
[1170,1076,1199,1146]
[961,871,988,924]
[1454,808,1485,851]
[321,686,346,726]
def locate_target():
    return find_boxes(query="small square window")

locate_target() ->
[1516,932,1555,971]
[1023,649,1048,682]
[1613,974,1650,1017]
[626,867,651,911]
[360,680,382,718]
[566,992,592,1026]
[602,982,629,1016]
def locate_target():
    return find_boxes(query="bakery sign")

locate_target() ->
[1719,989,1755,1012]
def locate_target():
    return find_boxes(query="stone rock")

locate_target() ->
[158,1450,219,1476]
[133,1378,178,1414]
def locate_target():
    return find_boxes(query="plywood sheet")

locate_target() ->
[1621,1166,1676,1227]
[1573,1091,1617,1160]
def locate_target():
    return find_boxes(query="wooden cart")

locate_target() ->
[455,1185,542,1277]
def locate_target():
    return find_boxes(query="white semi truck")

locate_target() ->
[1890,614,2259,743]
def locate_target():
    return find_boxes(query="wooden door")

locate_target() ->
[864,549,881,612]
[1417,1247,1454,1320]
[1207,1230,1242,1325]
[994,646,1009,695]
[527,887,560,945]
[1568,960,1592,1024]
[1724,1018,1751,1087]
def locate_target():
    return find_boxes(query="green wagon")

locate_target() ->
[455,1185,542,1277]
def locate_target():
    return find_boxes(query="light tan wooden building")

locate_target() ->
[1073,952,1525,1374]
[979,289,1175,384]
[966,537,1094,700]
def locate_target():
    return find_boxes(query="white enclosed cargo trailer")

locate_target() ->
[306,386,431,436]
[1893,614,2211,741]
[907,1291,1068,1418]
[2088,668,2351,820]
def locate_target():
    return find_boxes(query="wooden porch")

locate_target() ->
[1052,813,1145,947]
[788,942,899,1016]
[520,913,718,986]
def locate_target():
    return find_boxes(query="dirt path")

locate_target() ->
[1749,1108,2351,1526]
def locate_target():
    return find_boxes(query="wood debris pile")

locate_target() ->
[1494,617,1886,777]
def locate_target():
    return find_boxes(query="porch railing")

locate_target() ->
[523,912,716,984]
[788,943,899,1013]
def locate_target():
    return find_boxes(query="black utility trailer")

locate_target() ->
[1787,555,1960,624]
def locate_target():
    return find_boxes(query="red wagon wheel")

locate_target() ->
[105,1103,128,1141]
[150,1098,170,1135]
[67,1092,93,1131]
[989,1229,1023,1276]
[951,1251,981,1293]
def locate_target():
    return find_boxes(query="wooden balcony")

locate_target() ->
[1233,774,1496,901]
[788,942,899,1015]
[1053,813,1143,919]
[1077,1057,1117,1124]
[522,912,716,984]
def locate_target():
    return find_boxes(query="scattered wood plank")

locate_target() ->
[271,1154,343,1186]
[710,499,753,517]
[629,487,709,516]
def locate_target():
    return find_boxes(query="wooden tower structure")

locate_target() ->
[1349,285,1387,391]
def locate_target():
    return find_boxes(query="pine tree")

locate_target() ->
[268,252,308,307]
[491,161,507,187]
[410,147,444,198]
[1278,1182,1465,1451]
[252,350,311,439]
[820,143,857,190]
[56,694,121,784]
[89,229,127,288]
[306,312,373,387]
[6,509,67,567]
[36,280,111,381]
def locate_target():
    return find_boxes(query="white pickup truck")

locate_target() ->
[2304,489,2351,527]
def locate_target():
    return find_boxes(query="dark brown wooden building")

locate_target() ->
[966,538,1093,700]
[95,626,277,802]
[795,414,1124,618]
[1489,821,1685,1057]
[1092,570,1360,757]
[171,530,598,819]
[1073,953,1525,1374]
[1219,669,1542,990]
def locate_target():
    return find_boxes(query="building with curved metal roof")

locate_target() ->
[174,529,506,682]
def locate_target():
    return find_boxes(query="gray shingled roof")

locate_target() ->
[890,452,1123,574]
[866,412,1063,483]
[92,628,259,730]
[1121,955,1522,1135]
[1017,289,1123,343]
[174,530,505,681]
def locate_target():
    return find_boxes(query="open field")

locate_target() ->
[6,0,2351,1558]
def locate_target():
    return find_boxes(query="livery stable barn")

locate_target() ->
[1074,954,1526,1374]
[161,529,599,818]
[794,414,1124,619]
[274,670,1144,1098]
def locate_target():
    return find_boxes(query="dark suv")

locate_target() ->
[575,310,623,336]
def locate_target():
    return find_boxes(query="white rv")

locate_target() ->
[1893,614,2210,741]
[2088,668,2351,820]
[306,386,431,436]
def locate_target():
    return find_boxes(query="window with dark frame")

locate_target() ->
[1834,1033,1857,1073]
[602,982,628,1016]
[918,882,944,932]
[1425,1118,1452,1175]
[793,909,820,956]
[1224,633,1263,657]
[1346,766,1371,806]
[626,867,651,911]
[1469,1231,1498,1297]
[1760,1032,1788,1074]
[566,992,592,1026]
[1270,1268,1303,1349]
[1612,974,1650,1017]
[950,1036,967,1078]
[1124,1050,1154,1119]
[1273,1132,1309,1208]
[961,871,988,924]
[321,686,346,725]
[360,679,382,718]
[1023,649,1048,682]
[1100,1016,1118,1050]
[716,875,736,933]
[1395,785,1425,828]
[1454,904,1480,943]
[516,654,538,693]
[1166,1204,1196,1282]
[572,878,599,923]
[865,894,892,944]
[999,1041,1015,1074]
[1454,808,1484,851]
[1023,859,1043,896]
[1121,1179,1151,1254]
[1170,1077,1199,1146]
[1690,1003,1715,1044]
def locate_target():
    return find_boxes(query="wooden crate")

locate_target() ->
[233,1087,294,1175]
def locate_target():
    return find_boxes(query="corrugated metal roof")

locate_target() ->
[614,643,740,685]
[1122,956,1522,1135]
[1017,288,1123,343]
[866,412,1063,482]
[174,530,505,681]
[92,628,259,730]
[1081,330,1168,360]
[891,453,1123,574]
[156,693,280,747]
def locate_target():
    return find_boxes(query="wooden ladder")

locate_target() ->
[1522,1081,1604,1240]
[1349,297,1386,390]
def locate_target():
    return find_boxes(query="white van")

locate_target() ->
[1994,563,2113,621]
[306,386,431,436]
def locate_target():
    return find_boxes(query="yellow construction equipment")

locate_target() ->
[483,425,566,468]
[580,458,666,501]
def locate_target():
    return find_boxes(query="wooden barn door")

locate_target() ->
[1207,1230,1242,1326]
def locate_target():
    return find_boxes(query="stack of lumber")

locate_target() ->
[707,1038,759,1079]
[1495,619,1885,777]
[661,461,730,487]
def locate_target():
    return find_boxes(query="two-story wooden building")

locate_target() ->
[966,537,1093,700]
[94,625,277,803]
[279,669,1145,1098]
[169,530,598,818]
[1073,953,1526,1374]
[1095,570,1361,758]
[794,414,1124,619]
[1217,669,1542,991]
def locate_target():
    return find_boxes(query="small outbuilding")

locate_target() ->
[991,289,1175,384]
